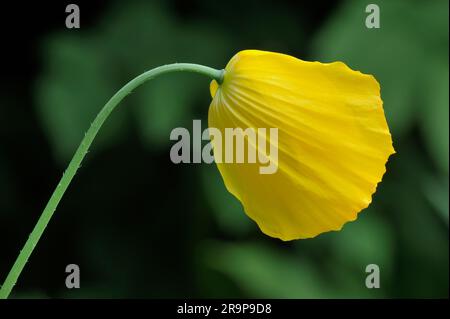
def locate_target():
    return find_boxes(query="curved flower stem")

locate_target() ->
[0,63,224,299]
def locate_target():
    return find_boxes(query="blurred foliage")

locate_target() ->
[203,241,336,298]
[313,0,449,172]
[35,2,232,161]
[0,0,448,298]
[35,34,125,161]
[201,165,253,236]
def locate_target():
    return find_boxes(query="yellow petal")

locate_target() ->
[210,79,219,98]
[208,50,395,241]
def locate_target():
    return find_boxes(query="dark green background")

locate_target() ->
[0,0,448,298]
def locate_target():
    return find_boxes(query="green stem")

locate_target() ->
[0,63,224,299]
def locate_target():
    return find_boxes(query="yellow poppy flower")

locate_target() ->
[208,50,395,241]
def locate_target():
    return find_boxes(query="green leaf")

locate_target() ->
[312,0,448,137]
[382,143,449,296]
[419,57,449,174]
[203,241,335,298]
[35,35,128,163]
[331,209,394,276]
[295,209,394,298]
[423,174,449,225]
